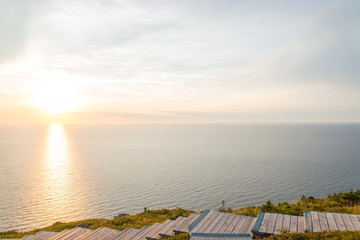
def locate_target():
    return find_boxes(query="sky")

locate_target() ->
[0,0,359,124]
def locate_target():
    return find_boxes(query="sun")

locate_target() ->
[33,82,78,114]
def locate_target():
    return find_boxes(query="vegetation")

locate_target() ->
[0,208,193,239]
[262,230,360,239]
[2,189,360,239]
[228,189,360,217]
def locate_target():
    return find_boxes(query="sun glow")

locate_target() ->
[33,82,78,114]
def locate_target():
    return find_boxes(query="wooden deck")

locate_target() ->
[304,211,360,232]
[251,212,305,238]
[4,210,360,240]
[188,210,255,239]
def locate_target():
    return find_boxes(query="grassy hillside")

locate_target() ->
[1,189,360,239]
[0,208,193,239]
[228,189,360,217]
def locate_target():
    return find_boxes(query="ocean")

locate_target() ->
[0,124,359,231]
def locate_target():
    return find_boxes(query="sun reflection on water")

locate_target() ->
[44,124,71,209]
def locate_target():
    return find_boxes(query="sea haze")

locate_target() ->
[0,124,359,231]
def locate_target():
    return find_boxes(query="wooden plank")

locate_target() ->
[289,215,298,233]
[175,213,200,233]
[210,213,231,233]
[304,211,312,232]
[325,212,338,231]
[333,213,347,231]
[47,229,73,240]
[318,212,329,232]
[161,217,186,237]
[204,212,226,233]
[190,210,214,233]
[265,213,277,234]
[217,214,237,233]
[196,211,220,233]
[245,218,256,234]
[273,214,284,235]
[127,226,149,240]
[341,214,355,231]
[71,229,94,240]
[310,211,321,232]
[116,228,139,240]
[232,215,247,234]
[258,213,271,233]
[250,212,264,234]
[147,220,173,239]
[145,220,171,240]
[349,215,360,231]
[297,216,305,233]
[282,215,291,232]
[239,217,255,234]
[130,223,160,240]
[223,215,242,233]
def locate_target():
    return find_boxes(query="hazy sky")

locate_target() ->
[1,0,359,124]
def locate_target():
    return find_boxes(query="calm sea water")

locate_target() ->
[0,124,360,231]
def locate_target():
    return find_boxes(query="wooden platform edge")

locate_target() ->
[191,232,252,238]
[304,211,313,232]
[251,212,265,234]
[189,210,211,232]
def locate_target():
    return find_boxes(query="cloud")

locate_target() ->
[0,0,30,62]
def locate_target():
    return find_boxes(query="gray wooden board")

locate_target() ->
[59,228,89,240]
[101,229,122,240]
[61,228,89,240]
[167,216,187,234]
[224,215,242,233]
[130,223,160,240]
[238,217,253,234]
[209,213,231,233]
[258,212,271,234]
[145,221,172,239]
[204,212,226,233]
[48,229,72,240]
[318,212,329,232]
[196,212,220,233]
[124,226,149,240]
[246,218,256,234]
[273,214,284,235]
[72,229,95,240]
[121,229,141,240]
[217,214,237,233]
[341,214,355,231]
[282,215,291,232]
[310,212,321,232]
[88,227,115,239]
[231,215,247,234]
[176,213,200,233]
[325,212,338,231]
[297,216,305,233]
[191,211,216,233]
[159,217,185,236]
[99,229,123,240]
[33,231,57,240]
[290,215,298,233]
[349,215,360,231]
[333,213,347,231]
[265,214,277,234]
[21,235,34,240]
[73,227,103,239]
[148,220,174,239]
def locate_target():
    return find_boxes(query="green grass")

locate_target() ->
[0,208,193,239]
[2,189,360,239]
[262,230,360,239]
[226,189,360,217]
